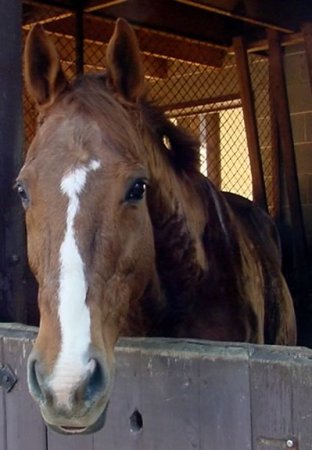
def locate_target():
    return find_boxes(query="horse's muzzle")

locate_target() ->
[27,348,113,434]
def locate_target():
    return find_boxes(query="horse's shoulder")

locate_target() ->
[223,191,281,265]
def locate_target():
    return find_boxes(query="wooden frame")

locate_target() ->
[1,324,312,449]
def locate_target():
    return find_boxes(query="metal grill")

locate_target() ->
[22,6,273,209]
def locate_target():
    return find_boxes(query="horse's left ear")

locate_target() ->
[106,18,145,102]
[24,24,68,108]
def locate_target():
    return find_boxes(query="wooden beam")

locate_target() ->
[0,0,28,322]
[302,23,312,93]
[43,15,226,67]
[205,113,221,188]
[75,0,84,75]
[233,36,267,210]
[269,89,281,220]
[175,0,300,34]
[267,29,308,273]
[49,33,168,79]
[23,0,73,26]
[84,0,127,13]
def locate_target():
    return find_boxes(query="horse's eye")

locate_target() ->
[16,182,30,208]
[125,179,147,202]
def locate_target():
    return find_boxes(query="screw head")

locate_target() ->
[286,440,294,448]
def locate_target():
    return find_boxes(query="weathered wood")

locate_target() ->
[0,0,27,322]
[75,0,84,75]
[1,326,312,449]
[233,36,267,210]
[205,113,221,187]
[43,15,226,68]
[302,23,312,93]
[249,345,312,449]
[267,29,308,275]
[174,0,295,33]
[84,0,127,12]
[0,337,6,450]
[199,346,252,449]
[1,335,46,450]
[269,94,281,219]
[48,32,169,79]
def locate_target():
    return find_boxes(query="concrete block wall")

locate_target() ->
[285,43,312,250]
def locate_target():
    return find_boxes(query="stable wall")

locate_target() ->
[285,44,312,251]
[1,324,312,450]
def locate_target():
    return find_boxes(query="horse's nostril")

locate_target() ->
[76,357,106,403]
[28,357,46,402]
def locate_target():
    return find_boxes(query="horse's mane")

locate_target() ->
[68,73,201,175]
[139,101,201,175]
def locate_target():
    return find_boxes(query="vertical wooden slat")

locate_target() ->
[267,29,308,274]
[199,347,252,450]
[250,348,294,448]
[233,36,268,211]
[0,336,7,450]
[94,346,144,449]
[269,94,281,219]
[139,347,200,450]
[2,336,46,450]
[205,113,221,188]
[47,429,94,450]
[0,0,26,322]
[292,350,312,448]
[302,23,312,92]
[75,0,84,75]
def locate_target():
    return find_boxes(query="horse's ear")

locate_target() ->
[24,24,68,108]
[106,18,145,102]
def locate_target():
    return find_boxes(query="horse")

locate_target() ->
[18,19,296,434]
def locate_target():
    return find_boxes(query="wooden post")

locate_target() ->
[205,113,221,188]
[233,36,268,211]
[267,29,308,276]
[0,0,26,322]
[75,0,84,75]
[302,23,312,92]
[269,84,281,220]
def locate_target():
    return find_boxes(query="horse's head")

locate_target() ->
[19,19,159,434]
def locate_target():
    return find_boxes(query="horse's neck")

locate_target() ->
[148,172,208,299]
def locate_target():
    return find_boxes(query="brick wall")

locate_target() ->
[285,43,312,250]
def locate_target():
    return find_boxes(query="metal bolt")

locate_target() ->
[10,254,20,264]
[286,440,294,448]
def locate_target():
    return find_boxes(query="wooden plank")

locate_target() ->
[233,36,267,210]
[292,350,312,448]
[47,428,94,449]
[174,0,295,33]
[205,112,221,187]
[43,15,226,68]
[84,0,127,13]
[249,346,312,450]
[2,327,312,449]
[269,93,281,219]
[0,0,27,323]
[302,23,312,93]
[139,344,200,450]
[93,346,144,449]
[267,29,308,275]
[0,336,6,450]
[199,345,252,449]
[49,33,168,79]
[2,335,46,450]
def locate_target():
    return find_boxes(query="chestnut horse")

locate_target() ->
[18,19,296,434]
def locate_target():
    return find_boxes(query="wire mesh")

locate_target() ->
[22,6,273,208]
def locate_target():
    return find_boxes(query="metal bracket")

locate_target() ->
[0,364,17,392]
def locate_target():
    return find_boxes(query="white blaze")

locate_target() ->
[49,159,100,406]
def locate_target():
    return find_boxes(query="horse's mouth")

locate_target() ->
[47,403,109,435]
